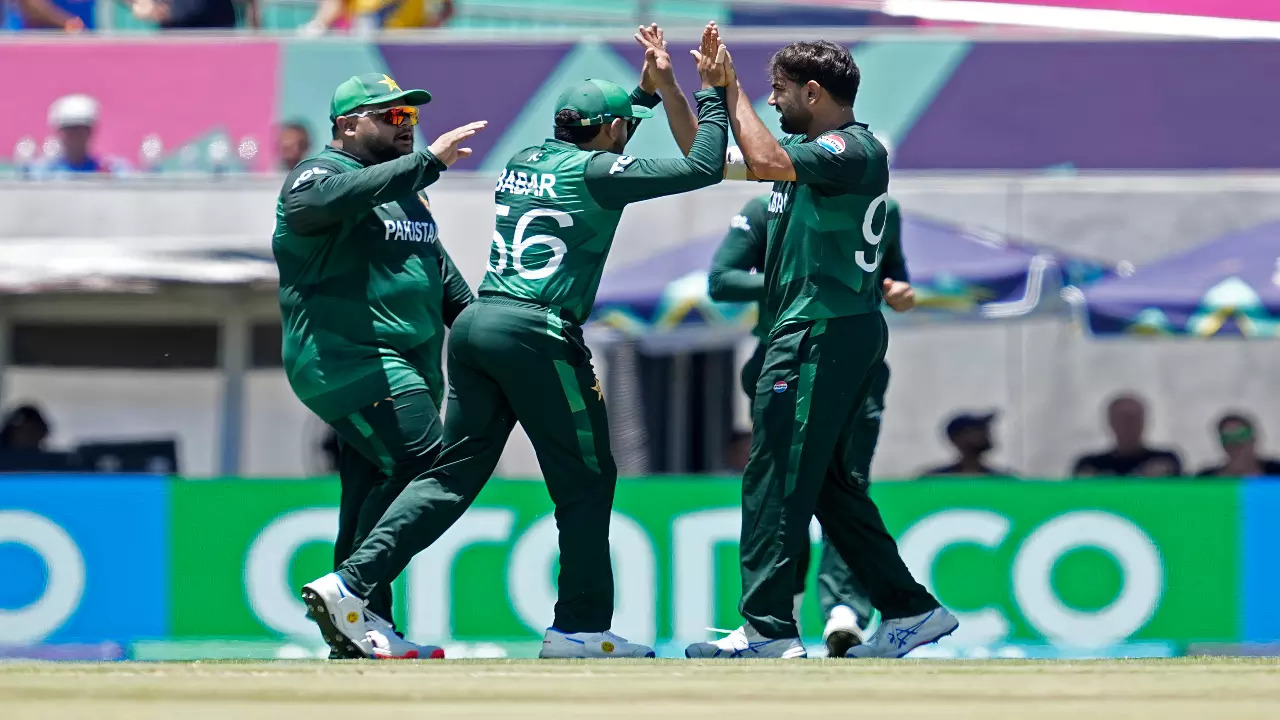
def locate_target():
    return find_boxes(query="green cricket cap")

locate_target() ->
[554,79,653,127]
[330,73,432,120]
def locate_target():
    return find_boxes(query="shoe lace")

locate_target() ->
[704,626,749,647]
[364,609,403,638]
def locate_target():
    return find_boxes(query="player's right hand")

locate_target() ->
[691,22,730,88]
[883,279,917,312]
[428,121,487,166]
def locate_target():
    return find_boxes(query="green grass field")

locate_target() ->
[3,658,1278,719]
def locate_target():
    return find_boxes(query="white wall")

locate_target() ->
[4,369,222,475]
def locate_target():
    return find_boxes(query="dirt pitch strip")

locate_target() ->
[2,657,1278,719]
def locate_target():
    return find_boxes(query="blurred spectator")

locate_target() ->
[1196,412,1280,478]
[320,427,340,473]
[0,404,50,451]
[724,430,752,473]
[2,0,92,30]
[277,121,312,171]
[127,0,258,29]
[301,0,452,35]
[920,412,1015,477]
[0,403,77,472]
[31,94,130,179]
[1071,393,1183,477]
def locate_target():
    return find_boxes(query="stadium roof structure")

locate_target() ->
[0,236,275,295]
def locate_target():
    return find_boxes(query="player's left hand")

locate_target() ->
[635,24,675,94]
[883,279,916,312]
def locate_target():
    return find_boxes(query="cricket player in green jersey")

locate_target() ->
[276,73,487,659]
[687,34,957,659]
[709,193,916,658]
[304,25,732,660]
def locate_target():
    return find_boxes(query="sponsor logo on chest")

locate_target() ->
[768,191,789,214]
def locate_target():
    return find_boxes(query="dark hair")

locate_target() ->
[554,109,602,145]
[281,120,311,136]
[1107,392,1145,411]
[769,40,860,106]
[1217,412,1255,433]
[0,404,50,449]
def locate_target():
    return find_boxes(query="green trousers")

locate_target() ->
[740,314,938,639]
[741,347,888,627]
[328,388,444,628]
[332,439,406,627]
[339,296,618,633]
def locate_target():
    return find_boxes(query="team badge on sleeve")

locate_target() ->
[816,133,846,154]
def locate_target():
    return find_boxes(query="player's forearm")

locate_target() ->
[584,88,726,208]
[881,232,909,284]
[880,205,909,282]
[658,81,698,156]
[726,79,793,181]
[679,87,729,182]
[708,268,764,303]
[881,251,908,284]
[284,151,445,233]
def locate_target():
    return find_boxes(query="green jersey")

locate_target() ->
[481,86,729,325]
[710,191,905,339]
[763,123,891,331]
[273,146,474,421]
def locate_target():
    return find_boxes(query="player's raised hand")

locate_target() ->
[635,24,675,94]
[882,278,916,312]
[691,21,730,88]
[428,121,487,166]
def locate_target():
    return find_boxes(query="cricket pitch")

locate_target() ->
[2,657,1278,719]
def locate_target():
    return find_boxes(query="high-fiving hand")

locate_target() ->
[691,21,731,89]
[428,121,488,166]
[635,24,675,94]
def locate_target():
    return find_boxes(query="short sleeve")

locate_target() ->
[783,130,871,191]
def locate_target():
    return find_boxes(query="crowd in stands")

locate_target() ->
[1,0,453,32]
[12,90,315,178]
[724,392,1280,480]
[2,0,921,35]
[919,393,1280,479]
[5,393,1278,478]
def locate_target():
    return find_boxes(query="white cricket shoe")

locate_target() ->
[301,573,375,659]
[364,611,445,660]
[538,628,656,658]
[846,607,959,658]
[823,605,866,658]
[684,625,807,659]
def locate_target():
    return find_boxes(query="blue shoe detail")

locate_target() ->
[890,611,959,659]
